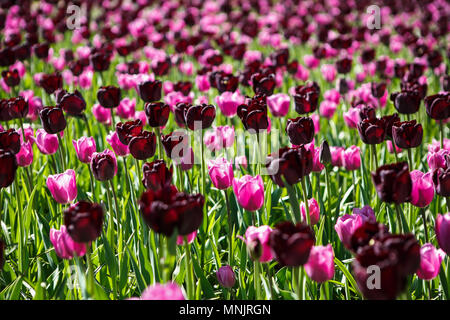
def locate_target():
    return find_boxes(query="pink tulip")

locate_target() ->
[195,74,210,92]
[304,54,319,69]
[134,110,147,126]
[416,243,445,280]
[330,146,345,167]
[267,93,290,117]
[176,231,197,246]
[323,89,341,104]
[17,125,35,144]
[33,129,59,155]
[387,140,402,154]
[232,175,264,211]
[300,198,320,225]
[92,103,112,125]
[207,158,234,190]
[311,113,320,134]
[138,282,185,300]
[410,170,434,208]
[343,107,360,129]
[46,169,77,204]
[215,91,245,117]
[216,265,236,288]
[304,245,335,283]
[117,97,136,119]
[352,205,376,223]
[342,145,361,171]
[241,225,273,262]
[427,149,449,171]
[106,131,129,157]
[436,213,450,256]
[50,225,87,259]
[216,126,235,148]
[321,64,337,82]
[234,155,248,169]
[72,136,96,164]
[335,214,363,249]
[319,100,337,118]
[16,141,33,167]
[175,147,195,171]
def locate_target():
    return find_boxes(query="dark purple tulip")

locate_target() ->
[433,168,450,197]
[184,104,216,130]
[424,93,449,120]
[237,95,269,132]
[138,80,162,103]
[97,86,121,109]
[64,201,104,243]
[357,118,386,145]
[7,96,28,119]
[0,129,20,154]
[390,90,421,115]
[286,117,315,146]
[293,82,320,114]
[40,106,67,134]
[371,82,386,98]
[1,69,20,87]
[59,90,86,116]
[129,130,156,160]
[91,150,117,181]
[145,102,170,128]
[372,162,412,204]
[142,160,173,191]
[40,73,63,95]
[335,57,352,74]
[0,148,18,188]
[115,119,143,145]
[381,113,400,140]
[392,120,423,149]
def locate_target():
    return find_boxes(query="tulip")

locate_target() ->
[416,243,445,280]
[392,120,423,149]
[145,102,170,127]
[0,149,18,188]
[106,131,129,157]
[266,146,313,187]
[319,100,337,119]
[7,96,28,119]
[139,185,204,236]
[342,145,361,171]
[50,225,87,259]
[267,93,290,117]
[336,57,352,74]
[433,167,450,197]
[410,170,434,208]
[381,113,400,140]
[390,90,421,115]
[161,131,190,161]
[0,129,20,154]
[241,226,273,262]
[232,175,264,211]
[142,160,173,191]
[269,221,315,267]
[34,129,59,155]
[64,201,104,243]
[427,149,448,171]
[92,103,112,125]
[304,245,335,283]
[425,93,449,120]
[285,117,315,146]
[234,155,248,169]
[90,149,118,181]
[16,141,33,167]
[196,74,210,92]
[138,80,162,103]
[216,265,236,288]
[293,82,320,114]
[335,214,363,249]
[371,82,387,98]
[184,104,216,130]
[47,169,77,204]
[357,118,386,145]
[116,119,143,145]
[129,130,156,160]
[436,213,450,255]
[97,86,121,108]
[59,90,86,117]
[207,158,233,190]
[117,97,136,119]
[330,146,345,167]
[372,162,412,204]
[320,64,336,82]
[72,136,96,163]
[138,282,185,300]
[40,73,62,94]
[300,198,320,225]
[39,106,67,134]
[352,205,376,223]
[176,231,196,246]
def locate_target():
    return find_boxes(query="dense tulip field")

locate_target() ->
[0,0,449,301]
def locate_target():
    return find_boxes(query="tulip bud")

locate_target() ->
[216,265,236,288]
[319,140,332,165]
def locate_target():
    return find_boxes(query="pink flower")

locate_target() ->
[234,155,248,169]
[436,213,450,256]
[117,98,136,119]
[335,214,363,249]
[427,149,449,171]
[106,131,129,157]
[92,103,112,125]
[176,231,197,246]
[321,64,336,82]
[343,107,360,129]
[267,93,290,117]
[195,74,210,92]
[416,243,445,280]
[304,245,335,283]
[241,225,273,263]
[330,146,345,167]
[215,91,245,117]
[72,136,96,164]
[33,129,59,155]
[311,113,320,134]
[352,205,376,223]
[207,157,234,190]
[46,169,77,204]
[50,225,87,259]
[410,170,434,208]
[304,54,319,69]
[232,175,264,211]
[387,140,402,154]
[16,141,33,167]
[216,265,236,288]
[179,61,193,76]
[78,70,93,89]
[134,110,147,126]
[138,282,185,300]
[319,100,337,118]
[17,125,35,144]
[300,198,320,225]
[342,145,361,171]
[323,89,341,104]
[215,126,235,148]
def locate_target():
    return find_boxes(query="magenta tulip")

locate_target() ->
[137,282,185,300]
[436,213,450,255]
[92,103,112,125]
[300,198,320,225]
[72,136,96,164]
[215,91,245,117]
[352,205,376,223]
[232,175,264,211]
[16,141,33,167]
[410,170,434,208]
[335,214,363,249]
[267,93,290,117]
[176,231,197,246]
[216,265,236,288]
[241,225,273,262]
[207,157,234,190]
[342,145,361,171]
[33,129,59,155]
[46,169,77,204]
[234,155,248,169]
[330,146,345,167]
[50,225,87,259]
[416,243,445,280]
[304,245,335,283]
[106,131,129,157]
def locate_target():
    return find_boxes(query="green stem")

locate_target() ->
[395,204,405,233]
[254,260,261,300]
[83,114,92,137]
[88,165,96,202]
[371,144,378,170]
[407,148,413,170]
[109,180,121,242]
[420,208,429,244]
[440,120,444,150]
[85,243,95,298]
[57,132,66,171]
[391,140,399,162]
[298,266,304,300]
[184,237,194,300]
[14,179,24,273]
[224,190,233,266]
[301,178,311,226]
